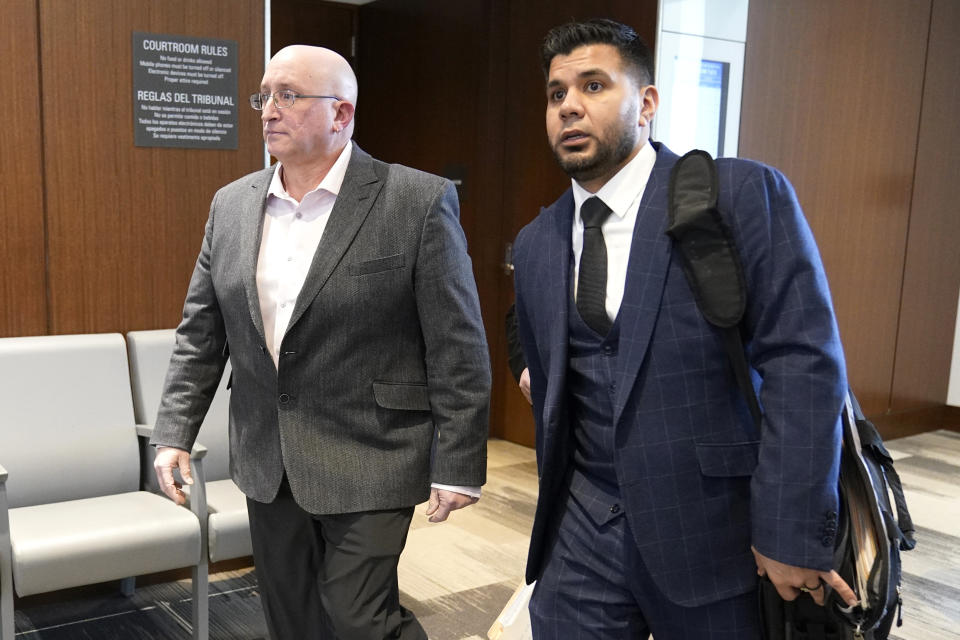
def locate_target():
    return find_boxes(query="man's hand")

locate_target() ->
[154,446,193,505]
[425,488,479,523]
[519,368,532,404]
[752,546,858,607]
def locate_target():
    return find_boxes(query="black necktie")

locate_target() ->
[577,197,613,335]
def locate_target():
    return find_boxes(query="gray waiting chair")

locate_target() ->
[126,329,252,563]
[0,333,208,640]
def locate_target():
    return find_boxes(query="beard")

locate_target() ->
[551,110,640,184]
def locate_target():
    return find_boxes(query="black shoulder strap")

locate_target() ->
[666,149,760,427]
[848,394,917,551]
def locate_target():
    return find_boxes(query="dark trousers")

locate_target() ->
[247,477,427,640]
[529,491,762,639]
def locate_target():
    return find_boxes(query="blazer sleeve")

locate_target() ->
[151,191,229,451]
[729,162,847,570]
[414,181,491,487]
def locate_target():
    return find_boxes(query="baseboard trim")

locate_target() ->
[869,404,960,440]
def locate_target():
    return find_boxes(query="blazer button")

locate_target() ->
[821,535,833,547]
[279,393,290,404]
[609,504,621,514]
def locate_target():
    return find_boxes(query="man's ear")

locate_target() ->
[334,100,355,132]
[639,85,659,126]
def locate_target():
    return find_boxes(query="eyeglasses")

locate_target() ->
[250,90,341,110]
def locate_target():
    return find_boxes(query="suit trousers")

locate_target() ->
[247,476,427,640]
[529,490,762,639]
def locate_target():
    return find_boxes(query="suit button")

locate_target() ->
[821,535,833,547]
[279,393,290,404]
[610,504,621,514]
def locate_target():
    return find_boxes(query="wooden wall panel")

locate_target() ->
[0,0,47,337]
[271,0,357,60]
[39,0,264,335]
[739,0,932,416]
[891,0,960,411]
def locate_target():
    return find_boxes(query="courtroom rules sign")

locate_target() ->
[133,31,239,150]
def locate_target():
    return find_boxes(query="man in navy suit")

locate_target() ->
[513,19,859,638]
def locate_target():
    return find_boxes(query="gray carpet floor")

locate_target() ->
[10,432,960,639]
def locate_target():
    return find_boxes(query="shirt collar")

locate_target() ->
[572,141,657,221]
[267,142,354,202]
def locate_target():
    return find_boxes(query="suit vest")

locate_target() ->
[566,285,625,527]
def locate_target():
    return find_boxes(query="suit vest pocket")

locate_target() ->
[372,381,430,410]
[695,440,760,477]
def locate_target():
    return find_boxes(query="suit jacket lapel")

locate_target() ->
[241,169,273,346]
[286,143,383,333]
[612,148,677,427]
[538,191,574,434]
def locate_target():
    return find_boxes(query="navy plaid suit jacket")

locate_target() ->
[514,142,847,607]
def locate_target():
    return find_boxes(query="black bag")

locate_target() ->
[666,150,916,640]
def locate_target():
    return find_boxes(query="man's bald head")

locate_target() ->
[268,45,358,105]
[259,45,358,172]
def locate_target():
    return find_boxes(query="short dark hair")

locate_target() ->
[541,18,654,86]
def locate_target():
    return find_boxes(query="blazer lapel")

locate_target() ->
[612,147,677,427]
[241,169,273,346]
[286,143,383,333]
[538,192,574,434]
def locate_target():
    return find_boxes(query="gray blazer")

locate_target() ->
[152,143,491,514]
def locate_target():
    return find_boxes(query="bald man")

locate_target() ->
[151,46,491,639]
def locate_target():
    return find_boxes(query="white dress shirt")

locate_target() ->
[256,143,479,499]
[258,143,353,367]
[571,141,657,323]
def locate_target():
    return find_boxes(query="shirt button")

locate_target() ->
[295,212,302,219]
[278,393,290,404]
[280,303,287,309]
[610,504,621,514]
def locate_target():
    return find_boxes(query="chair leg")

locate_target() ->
[191,558,209,640]
[188,453,209,640]
[0,563,12,640]
[119,576,136,597]
[1,490,14,640]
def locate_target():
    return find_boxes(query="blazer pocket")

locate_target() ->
[348,254,405,276]
[373,381,431,411]
[695,441,760,477]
